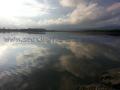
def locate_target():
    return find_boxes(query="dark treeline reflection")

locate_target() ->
[0,32,120,90]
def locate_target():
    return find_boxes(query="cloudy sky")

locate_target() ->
[0,0,120,29]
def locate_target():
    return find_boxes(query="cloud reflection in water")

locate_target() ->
[0,35,120,90]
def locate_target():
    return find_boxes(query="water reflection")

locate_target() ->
[0,33,120,90]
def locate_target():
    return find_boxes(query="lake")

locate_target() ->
[0,32,120,90]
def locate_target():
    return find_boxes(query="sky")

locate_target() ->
[0,0,120,30]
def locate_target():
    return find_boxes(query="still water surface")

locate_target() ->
[0,32,120,90]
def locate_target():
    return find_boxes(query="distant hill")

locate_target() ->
[0,28,47,33]
[48,29,120,36]
[0,28,120,36]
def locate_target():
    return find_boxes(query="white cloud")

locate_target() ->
[69,3,100,24]
[60,0,84,7]
[0,0,51,17]
[0,0,55,28]
[0,0,119,29]
[44,0,119,26]
[42,0,104,25]
[107,2,120,12]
